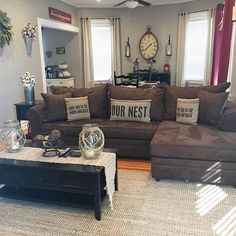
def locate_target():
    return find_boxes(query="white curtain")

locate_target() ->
[204,9,216,85]
[110,18,122,77]
[176,13,189,86]
[81,18,94,88]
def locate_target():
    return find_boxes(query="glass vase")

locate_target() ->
[79,124,105,159]
[0,120,26,153]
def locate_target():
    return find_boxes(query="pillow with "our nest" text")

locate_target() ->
[110,99,151,123]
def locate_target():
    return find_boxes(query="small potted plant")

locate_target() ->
[21,23,37,55]
[20,72,36,105]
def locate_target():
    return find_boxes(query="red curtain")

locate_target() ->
[211,1,235,85]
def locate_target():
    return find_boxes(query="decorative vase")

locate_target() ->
[24,36,33,55]
[24,85,35,105]
[0,120,26,153]
[79,124,105,159]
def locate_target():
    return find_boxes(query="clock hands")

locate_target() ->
[144,43,152,51]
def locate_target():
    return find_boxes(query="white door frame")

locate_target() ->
[37,18,79,92]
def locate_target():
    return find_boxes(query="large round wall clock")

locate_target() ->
[139,25,159,60]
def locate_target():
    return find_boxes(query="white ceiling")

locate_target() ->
[61,0,196,8]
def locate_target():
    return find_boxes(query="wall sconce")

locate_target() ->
[125,37,131,57]
[166,35,172,56]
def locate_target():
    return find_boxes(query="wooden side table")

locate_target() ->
[14,100,43,121]
[14,100,43,138]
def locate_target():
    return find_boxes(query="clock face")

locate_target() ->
[139,33,159,60]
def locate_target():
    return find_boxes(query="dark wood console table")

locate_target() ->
[129,70,171,85]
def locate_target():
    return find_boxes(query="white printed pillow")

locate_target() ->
[65,96,90,121]
[110,99,151,123]
[176,98,199,125]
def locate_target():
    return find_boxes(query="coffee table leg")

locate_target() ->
[115,159,118,191]
[94,192,101,220]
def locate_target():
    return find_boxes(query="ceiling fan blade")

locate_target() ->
[114,0,128,7]
[138,0,151,6]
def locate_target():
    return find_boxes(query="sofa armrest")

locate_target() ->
[26,103,47,137]
[220,101,236,132]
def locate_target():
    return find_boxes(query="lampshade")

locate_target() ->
[233,6,236,22]
[126,1,139,8]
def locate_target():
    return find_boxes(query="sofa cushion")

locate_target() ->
[41,119,160,141]
[41,93,71,122]
[150,121,236,162]
[198,90,229,127]
[51,85,108,119]
[110,99,151,123]
[164,83,231,120]
[109,86,165,121]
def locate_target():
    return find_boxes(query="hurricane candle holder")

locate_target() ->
[79,124,104,159]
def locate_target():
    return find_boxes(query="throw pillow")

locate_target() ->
[164,82,231,120]
[109,86,165,121]
[65,96,90,121]
[176,98,199,125]
[198,90,229,127]
[41,93,71,122]
[110,99,151,123]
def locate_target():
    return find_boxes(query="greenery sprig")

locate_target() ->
[0,11,13,48]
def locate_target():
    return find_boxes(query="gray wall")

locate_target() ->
[0,0,78,124]
[77,0,223,86]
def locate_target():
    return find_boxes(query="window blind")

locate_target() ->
[184,11,209,83]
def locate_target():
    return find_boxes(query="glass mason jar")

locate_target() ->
[79,124,105,159]
[0,120,26,152]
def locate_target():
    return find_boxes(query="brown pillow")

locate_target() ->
[41,93,71,122]
[51,86,76,95]
[109,86,165,121]
[164,82,231,120]
[200,82,231,93]
[73,85,108,119]
[198,90,229,127]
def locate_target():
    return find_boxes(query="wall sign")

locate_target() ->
[49,7,72,24]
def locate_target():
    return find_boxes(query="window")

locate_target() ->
[184,12,209,84]
[227,23,235,84]
[91,19,112,83]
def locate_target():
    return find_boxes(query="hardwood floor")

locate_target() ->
[118,159,151,171]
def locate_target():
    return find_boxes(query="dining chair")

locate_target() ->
[114,71,139,88]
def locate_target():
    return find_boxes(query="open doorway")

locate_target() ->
[37,18,79,92]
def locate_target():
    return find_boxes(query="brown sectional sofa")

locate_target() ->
[26,83,236,185]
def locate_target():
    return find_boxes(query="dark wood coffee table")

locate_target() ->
[0,149,118,220]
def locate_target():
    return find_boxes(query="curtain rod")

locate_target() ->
[179,7,217,15]
[80,17,120,19]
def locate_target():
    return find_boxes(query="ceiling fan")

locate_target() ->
[114,0,151,9]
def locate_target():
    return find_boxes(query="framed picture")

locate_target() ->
[56,47,65,55]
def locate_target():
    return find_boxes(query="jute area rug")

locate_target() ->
[0,169,235,236]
